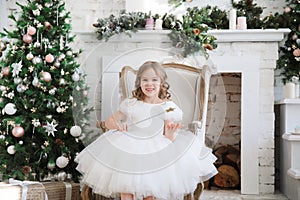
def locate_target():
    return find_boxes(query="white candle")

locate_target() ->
[237,16,247,30]
[283,82,295,99]
[155,19,163,30]
[229,9,237,30]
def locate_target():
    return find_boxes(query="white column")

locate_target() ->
[0,0,8,32]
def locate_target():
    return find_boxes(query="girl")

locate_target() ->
[75,61,217,200]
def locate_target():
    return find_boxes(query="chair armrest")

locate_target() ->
[188,121,202,134]
[96,121,108,132]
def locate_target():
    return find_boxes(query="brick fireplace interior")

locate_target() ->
[206,73,241,189]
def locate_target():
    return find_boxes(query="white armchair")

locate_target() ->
[93,61,214,200]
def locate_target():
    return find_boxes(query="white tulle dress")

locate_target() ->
[75,98,217,200]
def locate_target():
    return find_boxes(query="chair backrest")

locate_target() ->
[120,63,211,134]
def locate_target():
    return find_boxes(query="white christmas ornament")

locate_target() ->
[56,155,69,168]
[14,77,22,84]
[70,125,82,137]
[32,56,42,64]
[26,52,34,60]
[11,61,23,77]
[57,171,67,181]
[0,85,6,91]
[44,120,58,137]
[72,73,80,81]
[32,76,39,86]
[16,84,25,93]
[7,145,16,155]
[4,103,17,115]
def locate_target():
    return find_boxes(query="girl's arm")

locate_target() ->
[104,111,128,131]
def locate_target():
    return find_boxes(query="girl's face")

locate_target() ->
[140,68,161,100]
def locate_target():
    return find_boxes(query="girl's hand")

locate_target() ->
[116,121,128,132]
[164,120,182,141]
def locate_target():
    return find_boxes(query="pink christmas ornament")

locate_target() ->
[23,34,33,44]
[293,49,300,57]
[27,26,37,35]
[45,54,55,63]
[41,71,52,82]
[12,126,25,137]
[2,67,10,76]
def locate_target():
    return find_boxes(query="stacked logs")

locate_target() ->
[209,145,241,189]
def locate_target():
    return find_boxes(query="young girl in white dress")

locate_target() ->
[75,61,218,200]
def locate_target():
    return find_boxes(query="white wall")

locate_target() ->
[2,0,287,31]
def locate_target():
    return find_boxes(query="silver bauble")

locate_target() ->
[57,171,67,181]
[47,161,56,170]
[14,77,22,84]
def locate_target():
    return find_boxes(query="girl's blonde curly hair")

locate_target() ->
[132,61,171,101]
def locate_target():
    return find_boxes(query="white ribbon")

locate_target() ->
[63,182,72,200]
[8,178,48,200]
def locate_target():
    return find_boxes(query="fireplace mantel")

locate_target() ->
[75,28,289,195]
[75,28,289,43]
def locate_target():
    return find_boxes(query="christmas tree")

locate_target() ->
[277,0,300,83]
[0,0,92,182]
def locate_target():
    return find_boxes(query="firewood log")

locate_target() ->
[214,164,240,188]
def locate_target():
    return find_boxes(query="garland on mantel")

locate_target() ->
[92,0,299,81]
[93,6,227,58]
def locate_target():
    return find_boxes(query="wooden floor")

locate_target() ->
[200,190,288,200]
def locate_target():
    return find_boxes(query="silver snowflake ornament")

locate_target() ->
[44,120,58,137]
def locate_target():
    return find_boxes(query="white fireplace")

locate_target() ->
[75,28,289,194]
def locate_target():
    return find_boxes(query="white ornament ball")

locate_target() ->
[54,61,60,67]
[70,125,82,137]
[72,73,80,81]
[16,84,25,93]
[66,51,72,57]
[4,103,17,115]
[0,85,6,91]
[32,56,42,64]
[57,171,67,181]
[14,77,22,84]
[56,155,69,168]
[7,145,16,155]
[26,52,34,60]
